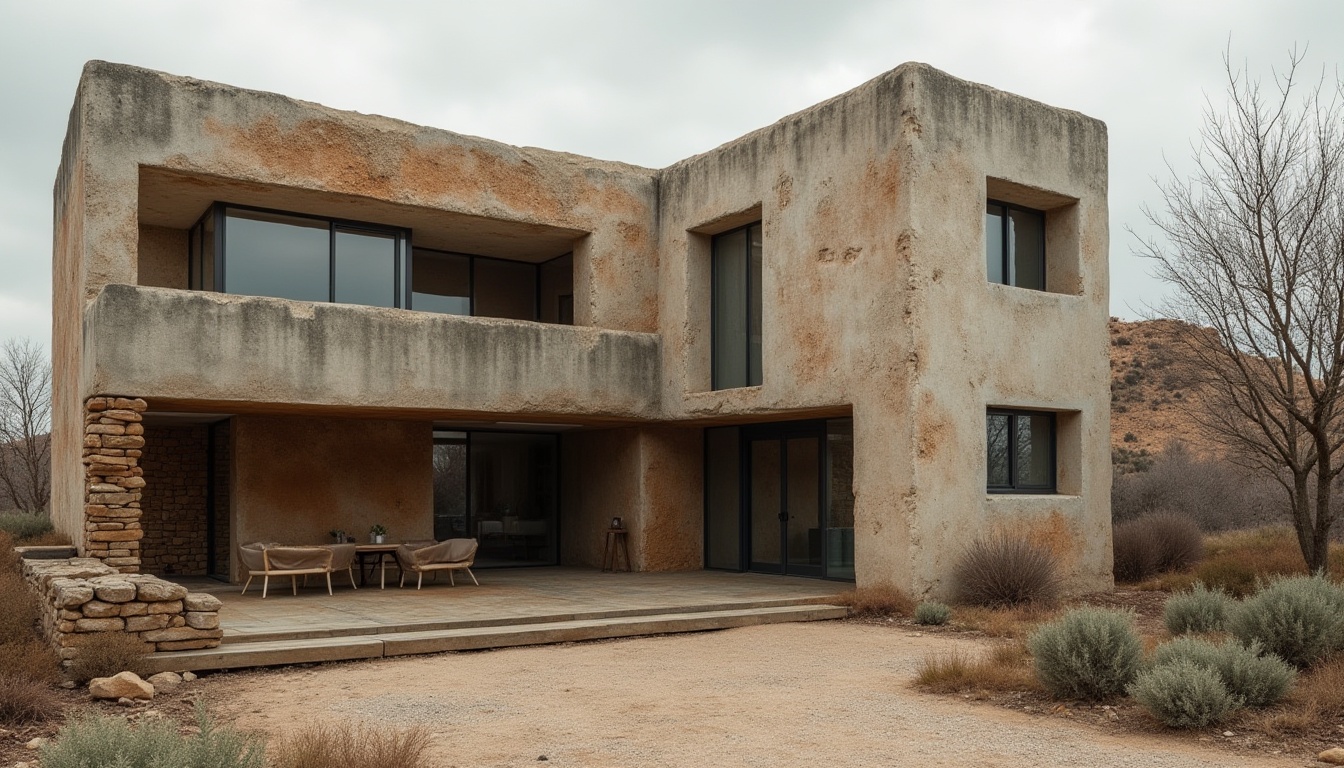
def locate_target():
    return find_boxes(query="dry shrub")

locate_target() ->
[66,632,151,683]
[270,721,433,768]
[0,570,38,643]
[954,533,1061,607]
[0,673,60,726]
[0,530,20,574]
[1112,520,1161,583]
[1146,512,1204,572]
[913,643,1039,696]
[834,584,915,618]
[0,638,61,683]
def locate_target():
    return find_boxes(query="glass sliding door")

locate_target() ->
[704,418,854,580]
[432,433,468,541]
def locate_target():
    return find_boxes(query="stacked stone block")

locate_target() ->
[83,396,147,572]
[23,557,223,664]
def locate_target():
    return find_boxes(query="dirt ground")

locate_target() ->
[196,621,1311,768]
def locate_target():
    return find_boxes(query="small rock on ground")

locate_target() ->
[89,671,154,701]
[24,737,48,750]
[148,671,183,691]
[1319,747,1344,765]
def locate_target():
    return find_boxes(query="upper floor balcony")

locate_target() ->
[82,283,662,420]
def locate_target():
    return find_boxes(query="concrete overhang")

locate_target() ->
[83,285,662,420]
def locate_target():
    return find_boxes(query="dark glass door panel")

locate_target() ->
[785,437,821,571]
[749,439,783,571]
[431,439,467,541]
[469,432,557,566]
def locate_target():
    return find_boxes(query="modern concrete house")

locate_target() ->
[51,60,1111,597]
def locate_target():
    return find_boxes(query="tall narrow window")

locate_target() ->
[986,409,1056,492]
[712,222,763,390]
[985,201,1045,291]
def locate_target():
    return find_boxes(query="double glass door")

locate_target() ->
[748,427,824,577]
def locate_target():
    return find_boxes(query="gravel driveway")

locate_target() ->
[209,621,1304,767]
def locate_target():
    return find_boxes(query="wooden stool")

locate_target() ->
[602,528,631,572]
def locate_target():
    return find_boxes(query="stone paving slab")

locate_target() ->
[143,603,847,672]
[175,567,845,643]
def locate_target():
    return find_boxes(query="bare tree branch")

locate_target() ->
[0,338,52,516]
[1133,49,1344,571]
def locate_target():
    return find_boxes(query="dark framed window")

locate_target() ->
[188,202,575,324]
[189,204,409,308]
[711,222,763,389]
[985,201,1045,290]
[986,409,1055,493]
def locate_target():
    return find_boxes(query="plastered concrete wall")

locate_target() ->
[228,416,431,582]
[83,285,661,419]
[898,67,1111,596]
[54,60,1109,592]
[560,426,702,571]
[136,225,186,289]
[655,63,1108,596]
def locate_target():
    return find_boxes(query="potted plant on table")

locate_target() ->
[329,529,348,544]
[369,524,388,544]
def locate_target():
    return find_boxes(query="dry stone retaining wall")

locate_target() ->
[82,396,147,572]
[23,557,222,664]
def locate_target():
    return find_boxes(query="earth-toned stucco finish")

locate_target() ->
[54,61,1109,595]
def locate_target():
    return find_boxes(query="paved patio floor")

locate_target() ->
[177,567,847,642]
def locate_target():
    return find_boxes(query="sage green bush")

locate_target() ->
[1028,608,1142,700]
[1163,582,1233,635]
[1228,575,1344,668]
[1151,636,1295,708]
[1129,659,1240,728]
[0,512,53,541]
[913,601,951,626]
[40,706,264,768]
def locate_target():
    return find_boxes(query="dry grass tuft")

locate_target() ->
[1242,654,1344,736]
[0,570,39,644]
[0,672,60,726]
[0,638,62,683]
[954,603,1058,638]
[270,721,433,768]
[1137,527,1344,596]
[66,632,151,683]
[835,584,915,618]
[18,530,73,547]
[914,642,1039,696]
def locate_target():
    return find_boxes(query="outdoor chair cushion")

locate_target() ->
[264,546,333,572]
[397,538,477,569]
[326,543,357,571]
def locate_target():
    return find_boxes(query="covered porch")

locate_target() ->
[145,568,848,672]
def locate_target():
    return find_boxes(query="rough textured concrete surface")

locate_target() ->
[53,60,1110,596]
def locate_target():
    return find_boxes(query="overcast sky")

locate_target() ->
[2,0,1342,352]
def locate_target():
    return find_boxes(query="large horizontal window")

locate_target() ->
[987,409,1055,493]
[190,205,408,308]
[410,249,572,323]
[189,203,573,323]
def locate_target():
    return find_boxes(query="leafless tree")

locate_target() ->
[1136,50,1344,572]
[0,338,51,516]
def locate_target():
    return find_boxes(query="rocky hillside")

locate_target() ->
[1108,318,1213,464]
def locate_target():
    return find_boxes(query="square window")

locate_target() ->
[987,409,1056,492]
[985,201,1045,291]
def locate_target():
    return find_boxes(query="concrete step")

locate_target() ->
[143,603,847,673]
[220,595,836,645]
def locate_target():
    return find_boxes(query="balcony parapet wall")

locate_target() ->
[83,285,663,419]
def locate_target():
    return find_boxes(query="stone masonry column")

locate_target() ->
[82,397,147,572]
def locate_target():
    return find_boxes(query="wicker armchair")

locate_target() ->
[395,538,479,589]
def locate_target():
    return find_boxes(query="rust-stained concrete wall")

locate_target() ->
[228,416,431,582]
[83,284,661,420]
[561,426,702,571]
[655,63,1109,596]
[53,60,1109,595]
